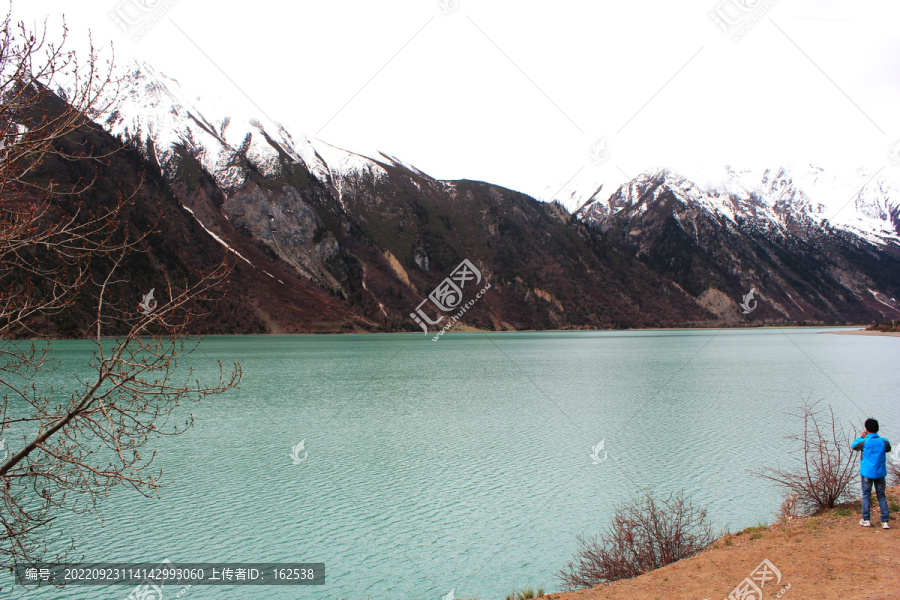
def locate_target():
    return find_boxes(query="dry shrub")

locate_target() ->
[778,493,799,522]
[756,399,858,515]
[557,490,716,590]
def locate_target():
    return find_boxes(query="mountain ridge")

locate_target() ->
[45,60,897,333]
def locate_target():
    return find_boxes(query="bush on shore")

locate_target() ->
[557,490,716,590]
[756,399,858,515]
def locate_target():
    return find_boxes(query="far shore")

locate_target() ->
[24,324,880,341]
[829,328,900,337]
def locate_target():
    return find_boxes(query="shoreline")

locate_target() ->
[828,329,900,337]
[554,486,900,600]
[26,324,871,342]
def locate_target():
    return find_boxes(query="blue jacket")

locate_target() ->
[851,433,892,480]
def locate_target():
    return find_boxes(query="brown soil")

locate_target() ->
[534,486,900,600]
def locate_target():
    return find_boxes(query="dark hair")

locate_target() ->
[865,418,879,433]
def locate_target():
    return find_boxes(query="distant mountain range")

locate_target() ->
[571,168,900,321]
[33,61,900,335]
[551,163,900,248]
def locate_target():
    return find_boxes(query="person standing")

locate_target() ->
[851,418,892,529]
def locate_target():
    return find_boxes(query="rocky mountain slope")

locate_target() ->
[573,168,900,322]
[549,163,900,247]
[95,63,724,332]
[4,88,372,338]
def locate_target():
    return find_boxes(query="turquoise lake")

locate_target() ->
[6,328,899,600]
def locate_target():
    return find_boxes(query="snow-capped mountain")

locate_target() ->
[104,62,428,202]
[562,167,900,322]
[551,164,900,249]
[90,61,900,329]
[540,166,629,214]
[109,62,899,253]
[717,165,900,247]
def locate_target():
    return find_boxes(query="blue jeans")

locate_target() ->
[861,476,889,522]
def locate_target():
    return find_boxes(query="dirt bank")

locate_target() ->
[540,487,900,600]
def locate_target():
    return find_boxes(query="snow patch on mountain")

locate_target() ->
[540,167,628,214]
[100,62,897,250]
[180,205,253,266]
[554,163,899,248]
[103,62,394,193]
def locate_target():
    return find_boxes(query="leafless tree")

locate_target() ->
[755,398,858,515]
[557,490,716,590]
[0,10,240,586]
[0,9,126,338]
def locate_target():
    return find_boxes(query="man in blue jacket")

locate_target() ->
[851,418,892,529]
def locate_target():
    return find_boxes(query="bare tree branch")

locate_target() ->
[0,11,241,590]
[557,490,716,590]
[755,397,858,515]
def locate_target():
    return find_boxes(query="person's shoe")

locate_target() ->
[860,519,872,527]
[882,522,890,529]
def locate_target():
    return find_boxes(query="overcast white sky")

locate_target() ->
[12,0,900,198]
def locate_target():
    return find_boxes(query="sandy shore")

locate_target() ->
[829,329,900,337]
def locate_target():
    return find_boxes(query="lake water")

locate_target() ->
[6,328,899,600]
